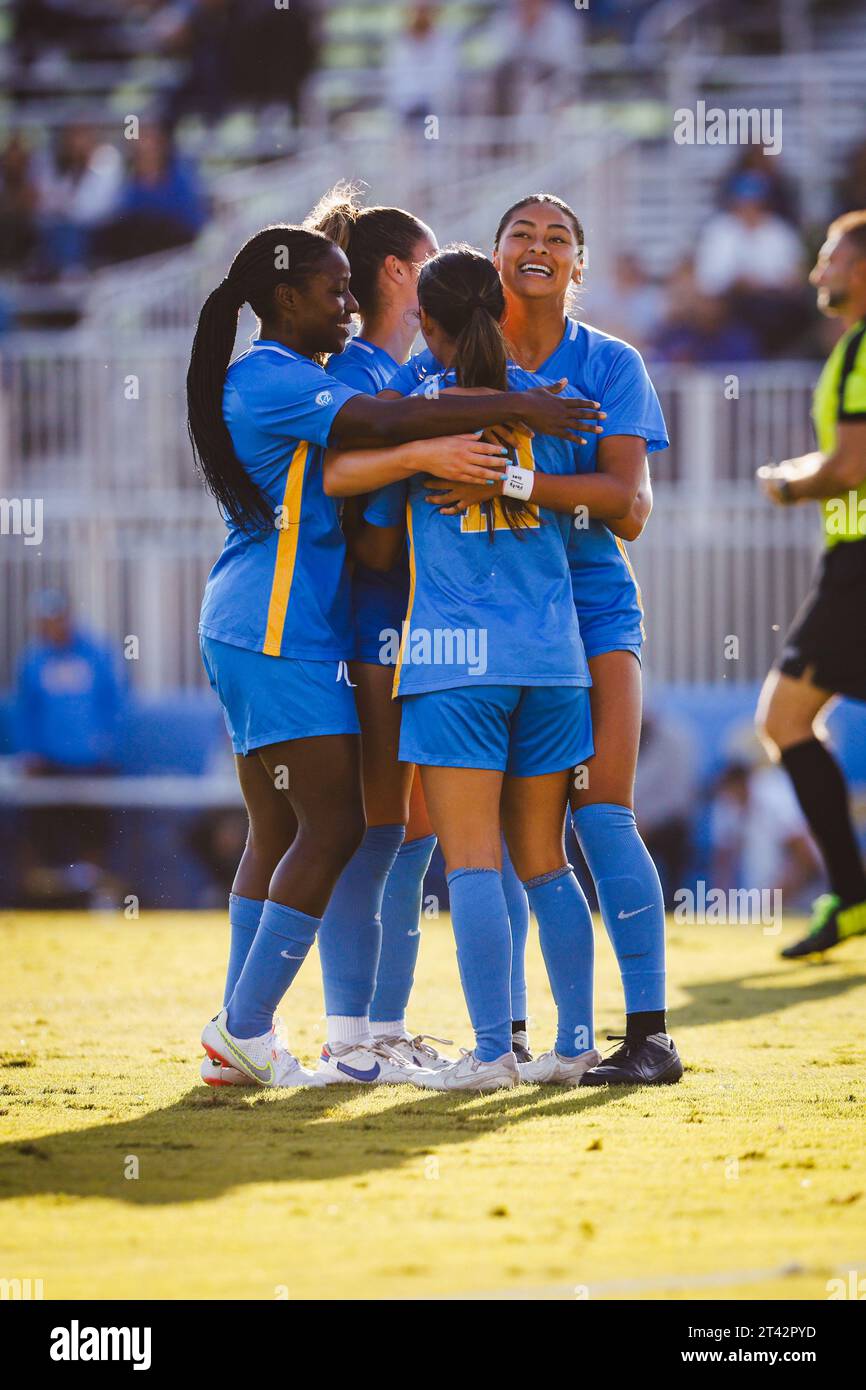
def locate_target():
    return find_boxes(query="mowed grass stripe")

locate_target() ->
[0,913,864,1300]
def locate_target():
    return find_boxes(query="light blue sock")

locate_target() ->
[447,867,512,1062]
[525,866,595,1057]
[224,894,264,1006]
[317,824,406,1018]
[572,803,666,1014]
[501,837,530,1023]
[370,833,437,1023]
[226,899,320,1039]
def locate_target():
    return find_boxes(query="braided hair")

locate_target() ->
[186,223,335,532]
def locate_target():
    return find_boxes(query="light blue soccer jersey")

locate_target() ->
[542,318,667,654]
[381,346,440,398]
[198,339,362,659]
[364,365,590,696]
[389,323,668,656]
[327,336,411,663]
[327,335,400,394]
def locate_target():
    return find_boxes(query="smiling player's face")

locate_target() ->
[494,203,583,306]
[284,245,358,356]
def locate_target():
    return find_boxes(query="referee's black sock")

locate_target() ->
[780,738,866,906]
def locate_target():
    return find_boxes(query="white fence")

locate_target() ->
[0,328,826,693]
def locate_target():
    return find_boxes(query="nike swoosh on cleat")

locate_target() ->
[618,905,653,920]
[336,1060,381,1082]
[215,1024,274,1084]
[279,950,306,959]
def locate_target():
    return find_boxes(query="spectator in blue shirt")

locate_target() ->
[14,590,125,907]
[15,589,124,772]
[92,125,208,265]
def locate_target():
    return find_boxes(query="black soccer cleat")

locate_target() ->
[511,1029,533,1065]
[780,893,840,959]
[780,893,866,959]
[579,1033,683,1087]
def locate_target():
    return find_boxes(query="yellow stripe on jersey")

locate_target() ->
[460,432,540,534]
[393,500,417,698]
[263,442,307,656]
[614,535,646,640]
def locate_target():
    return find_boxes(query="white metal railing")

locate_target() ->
[0,322,827,693]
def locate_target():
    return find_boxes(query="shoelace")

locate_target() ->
[603,1033,634,1061]
[367,1038,415,1067]
[409,1033,453,1061]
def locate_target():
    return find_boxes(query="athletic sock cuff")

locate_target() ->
[572,802,636,831]
[259,899,320,946]
[228,893,265,931]
[524,864,572,891]
[399,833,437,857]
[447,866,501,885]
[362,823,407,853]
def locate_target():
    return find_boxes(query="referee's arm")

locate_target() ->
[758,420,866,503]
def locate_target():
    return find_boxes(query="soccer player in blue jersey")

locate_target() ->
[425,195,683,1086]
[186,223,602,1088]
[325,247,606,1090]
[304,185,451,1072]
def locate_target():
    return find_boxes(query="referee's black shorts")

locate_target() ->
[778,536,866,701]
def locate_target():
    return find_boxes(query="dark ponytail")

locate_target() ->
[418,246,529,536]
[186,223,334,532]
[306,181,431,318]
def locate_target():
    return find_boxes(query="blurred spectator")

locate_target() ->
[695,172,803,297]
[92,125,207,264]
[0,135,39,271]
[718,146,799,224]
[13,590,125,908]
[650,260,759,363]
[488,0,583,118]
[634,707,698,907]
[15,590,123,772]
[585,251,665,350]
[835,137,866,216]
[34,122,123,274]
[709,760,820,906]
[385,3,459,126]
[168,0,319,126]
[694,172,809,354]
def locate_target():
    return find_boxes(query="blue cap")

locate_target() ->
[30,588,69,620]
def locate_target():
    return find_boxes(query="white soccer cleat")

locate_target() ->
[201,1008,320,1088]
[420,1048,519,1092]
[375,1032,454,1071]
[316,1038,438,1086]
[199,1055,255,1087]
[518,1048,603,1085]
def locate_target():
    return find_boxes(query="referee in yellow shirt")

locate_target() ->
[757,210,866,958]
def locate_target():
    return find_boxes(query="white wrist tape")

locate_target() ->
[502,464,534,500]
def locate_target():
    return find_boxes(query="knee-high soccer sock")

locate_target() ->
[525,866,595,1057]
[501,837,530,1027]
[224,893,264,1007]
[370,833,437,1033]
[781,738,866,906]
[317,824,406,1046]
[447,868,513,1061]
[572,803,666,1041]
[226,899,320,1039]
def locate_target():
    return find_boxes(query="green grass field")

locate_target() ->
[1,910,865,1302]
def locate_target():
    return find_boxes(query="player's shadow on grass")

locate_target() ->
[0,1080,630,1207]
[667,960,866,1030]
